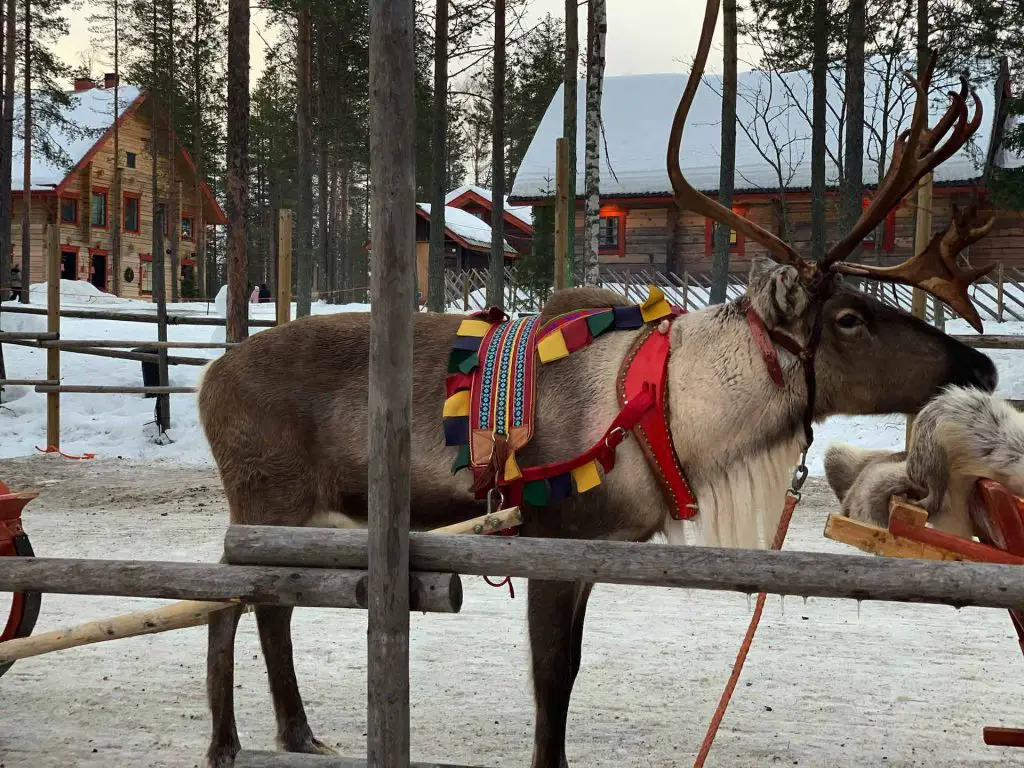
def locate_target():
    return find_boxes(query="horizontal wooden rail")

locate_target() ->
[950,335,1024,350]
[225,526,1024,611]
[35,385,197,395]
[39,339,238,349]
[0,331,58,341]
[1,337,208,366]
[0,304,276,328]
[235,752,487,768]
[0,557,462,612]
[0,379,58,386]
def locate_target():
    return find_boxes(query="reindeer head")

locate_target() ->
[669,0,998,337]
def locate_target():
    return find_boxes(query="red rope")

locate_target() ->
[692,491,800,767]
[482,575,515,598]
[35,445,96,460]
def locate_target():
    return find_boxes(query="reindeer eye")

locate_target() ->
[836,312,863,329]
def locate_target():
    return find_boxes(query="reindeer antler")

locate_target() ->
[834,202,996,331]
[823,63,984,268]
[666,0,810,275]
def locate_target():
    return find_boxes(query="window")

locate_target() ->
[598,208,626,257]
[704,205,747,257]
[123,194,141,233]
[860,195,897,253]
[59,197,78,225]
[125,151,136,169]
[181,216,194,241]
[90,189,108,228]
[140,254,152,294]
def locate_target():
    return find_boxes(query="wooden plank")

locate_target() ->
[0,331,58,341]
[0,304,276,328]
[887,497,929,527]
[823,514,968,562]
[223,526,1024,611]
[367,0,417,760]
[35,385,197,395]
[949,335,1024,350]
[40,339,236,349]
[983,727,1024,747]
[0,379,58,386]
[0,558,461,612]
[2,338,208,366]
[277,208,293,325]
[887,518,1024,566]
[45,223,60,449]
[235,752,487,768]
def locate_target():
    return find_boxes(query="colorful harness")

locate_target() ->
[442,286,701,525]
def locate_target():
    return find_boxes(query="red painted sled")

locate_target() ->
[825,479,1024,748]
[0,480,41,679]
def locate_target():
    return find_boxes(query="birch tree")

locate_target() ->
[581,0,605,285]
[563,0,576,284]
[0,0,13,300]
[486,0,505,307]
[427,0,448,312]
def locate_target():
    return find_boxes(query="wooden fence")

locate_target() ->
[444,265,1024,324]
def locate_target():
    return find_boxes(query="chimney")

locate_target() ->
[73,77,95,92]
[103,72,118,89]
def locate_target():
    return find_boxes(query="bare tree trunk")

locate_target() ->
[810,0,827,260]
[0,0,9,302]
[19,0,30,302]
[487,0,505,308]
[111,0,121,295]
[427,0,448,312]
[581,0,605,286]
[563,0,577,285]
[225,0,249,341]
[168,0,179,302]
[295,3,313,317]
[316,17,328,305]
[710,0,737,303]
[193,0,205,298]
[839,0,864,262]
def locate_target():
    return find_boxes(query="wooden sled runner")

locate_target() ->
[825,480,1024,748]
[0,481,42,679]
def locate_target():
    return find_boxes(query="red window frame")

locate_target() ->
[139,253,153,295]
[59,193,80,226]
[181,213,195,241]
[123,192,142,234]
[90,186,110,229]
[860,195,897,253]
[598,207,627,257]
[704,205,747,258]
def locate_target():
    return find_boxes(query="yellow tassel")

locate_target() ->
[571,460,602,493]
[442,390,471,418]
[457,318,492,337]
[504,452,522,482]
[538,329,570,362]
[640,284,673,323]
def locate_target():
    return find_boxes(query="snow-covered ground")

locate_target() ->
[2,279,1023,475]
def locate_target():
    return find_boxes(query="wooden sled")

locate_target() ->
[825,481,1024,748]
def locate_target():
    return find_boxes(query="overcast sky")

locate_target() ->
[55,0,761,86]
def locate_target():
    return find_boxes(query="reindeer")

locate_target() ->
[825,386,1024,538]
[196,0,1000,763]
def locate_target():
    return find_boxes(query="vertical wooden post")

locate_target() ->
[45,223,59,449]
[276,209,293,326]
[153,205,170,432]
[682,272,690,311]
[462,270,469,311]
[906,171,933,450]
[367,0,414,764]
[997,262,1005,323]
[554,136,569,290]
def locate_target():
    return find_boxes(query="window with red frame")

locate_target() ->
[860,195,897,252]
[598,210,626,256]
[90,188,108,228]
[139,254,153,294]
[59,197,78,225]
[704,206,746,257]
[123,194,141,233]
[181,216,194,241]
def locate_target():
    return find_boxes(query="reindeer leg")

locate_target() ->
[529,579,590,768]
[255,605,337,755]
[205,602,245,768]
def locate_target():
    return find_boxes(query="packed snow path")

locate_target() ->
[0,457,1022,767]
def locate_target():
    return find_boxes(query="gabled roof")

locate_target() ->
[445,184,534,232]
[416,203,518,257]
[509,57,1023,203]
[10,84,226,225]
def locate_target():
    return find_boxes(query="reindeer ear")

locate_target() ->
[747,256,777,282]
[823,444,905,502]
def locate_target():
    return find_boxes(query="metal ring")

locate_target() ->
[487,487,505,514]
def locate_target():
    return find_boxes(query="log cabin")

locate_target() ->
[6,74,226,300]
[508,60,1024,276]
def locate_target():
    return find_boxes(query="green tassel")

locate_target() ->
[451,444,470,474]
[586,310,615,338]
[523,479,549,507]
[458,352,479,374]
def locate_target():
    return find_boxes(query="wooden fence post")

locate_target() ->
[462,270,469,311]
[277,209,293,326]
[682,272,690,311]
[45,223,60,449]
[906,172,933,450]
[153,206,170,434]
[997,263,1005,323]
[367,0,415,762]
[554,136,569,290]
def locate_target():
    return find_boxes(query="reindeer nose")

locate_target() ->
[947,341,997,393]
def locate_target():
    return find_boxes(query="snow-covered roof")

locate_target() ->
[510,60,1019,201]
[12,85,143,191]
[417,203,517,254]
[445,184,534,229]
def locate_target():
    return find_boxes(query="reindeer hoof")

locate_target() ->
[278,729,338,756]
[204,744,240,768]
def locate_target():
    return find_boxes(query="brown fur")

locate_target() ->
[198,262,996,767]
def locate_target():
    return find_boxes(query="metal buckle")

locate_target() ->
[487,487,505,514]
[789,450,809,497]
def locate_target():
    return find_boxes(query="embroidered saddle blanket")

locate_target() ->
[442,286,680,509]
